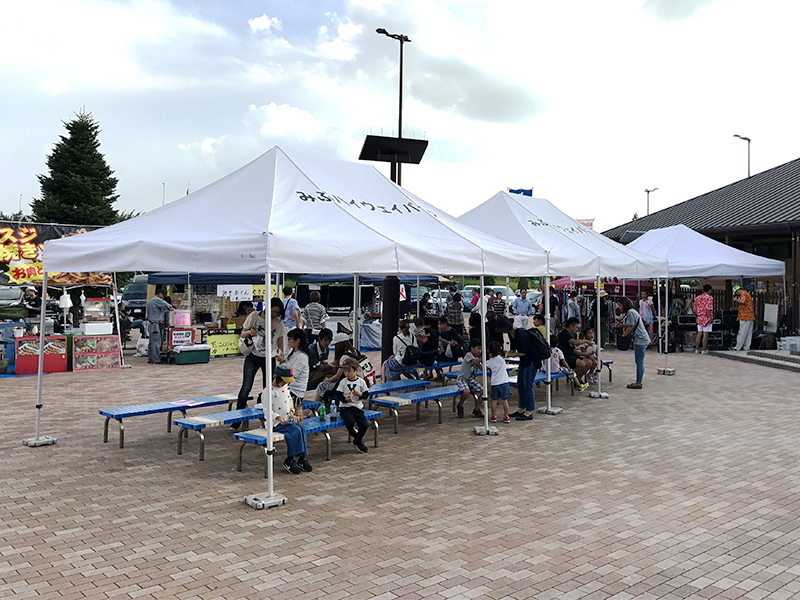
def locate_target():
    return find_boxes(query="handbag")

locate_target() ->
[397,335,421,366]
[238,335,255,356]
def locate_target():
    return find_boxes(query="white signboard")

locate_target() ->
[217,284,253,301]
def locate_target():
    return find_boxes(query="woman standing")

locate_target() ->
[234,297,286,413]
[383,320,417,382]
[616,297,651,389]
[639,290,655,343]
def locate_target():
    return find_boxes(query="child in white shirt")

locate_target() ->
[541,335,577,383]
[486,341,511,423]
[579,328,599,384]
[265,364,311,475]
[335,357,371,454]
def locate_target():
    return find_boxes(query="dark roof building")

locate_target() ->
[603,157,800,331]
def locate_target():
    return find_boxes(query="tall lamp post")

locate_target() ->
[733,134,751,177]
[645,187,658,216]
[376,27,410,186]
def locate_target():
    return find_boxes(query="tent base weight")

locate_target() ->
[589,392,609,399]
[657,368,676,376]
[473,426,499,436]
[244,493,287,510]
[23,435,57,447]
[537,407,563,415]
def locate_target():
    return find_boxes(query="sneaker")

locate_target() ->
[701,349,708,355]
[353,440,368,454]
[254,403,263,410]
[457,405,464,418]
[230,422,241,431]
[695,349,700,354]
[283,457,302,475]
[297,456,313,472]
[515,413,534,421]
[503,416,511,423]
[489,415,497,423]
[578,383,589,392]
[508,410,523,418]
[472,409,484,418]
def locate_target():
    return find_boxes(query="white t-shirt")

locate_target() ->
[286,350,309,398]
[335,376,369,410]
[393,333,416,362]
[541,347,566,374]
[242,311,268,357]
[270,384,293,425]
[270,316,287,357]
[486,355,509,386]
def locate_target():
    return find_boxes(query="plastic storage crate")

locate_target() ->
[174,349,211,364]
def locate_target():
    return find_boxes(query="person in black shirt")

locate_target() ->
[24,286,42,318]
[437,316,464,360]
[557,317,591,391]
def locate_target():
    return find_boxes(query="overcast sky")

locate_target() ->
[2,0,798,232]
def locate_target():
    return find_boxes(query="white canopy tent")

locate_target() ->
[33,146,553,503]
[625,224,786,279]
[459,191,670,409]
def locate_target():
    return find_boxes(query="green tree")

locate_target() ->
[32,111,119,225]
[518,276,530,290]
[0,210,32,222]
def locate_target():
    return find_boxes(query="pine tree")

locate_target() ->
[518,277,530,290]
[32,111,119,225]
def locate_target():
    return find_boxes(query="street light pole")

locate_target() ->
[376,28,410,186]
[645,187,658,216]
[733,134,751,177]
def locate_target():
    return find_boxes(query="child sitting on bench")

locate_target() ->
[258,364,312,475]
[336,357,371,454]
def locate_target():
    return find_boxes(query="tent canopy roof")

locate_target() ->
[625,224,786,278]
[458,191,668,279]
[43,147,549,278]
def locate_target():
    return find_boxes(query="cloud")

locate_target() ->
[249,14,282,33]
[247,103,330,140]
[317,18,364,60]
[643,0,720,21]
[410,54,541,123]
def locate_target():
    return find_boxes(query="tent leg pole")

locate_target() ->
[353,275,359,350]
[539,255,562,413]
[658,276,675,376]
[474,275,497,435]
[112,273,129,369]
[588,275,608,400]
[244,270,287,510]
[24,271,57,447]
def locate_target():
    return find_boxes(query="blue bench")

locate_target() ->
[369,385,461,433]
[174,399,326,461]
[369,379,430,396]
[233,410,383,476]
[602,360,613,382]
[100,392,241,448]
[510,371,573,395]
[401,360,461,376]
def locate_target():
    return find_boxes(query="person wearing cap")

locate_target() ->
[311,332,360,403]
[145,288,172,364]
[262,364,312,475]
[23,286,42,318]
[732,285,754,351]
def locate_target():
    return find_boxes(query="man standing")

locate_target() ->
[511,288,532,330]
[732,286,754,351]
[446,292,465,336]
[693,284,714,354]
[548,286,560,332]
[146,288,171,364]
[23,286,42,318]
[282,286,301,331]
[567,290,580,320]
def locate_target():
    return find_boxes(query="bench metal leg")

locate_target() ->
[167,411,172,433]
[453,396,457,412]
[324,431,331,461]
[198,431,205,461]
[237,442,246,471]
[372,420,379,448]
[555,378,559,392]
[392,408,399,434]
[103,417,110,443]
[435,400,443,424]
[416,402,421,421]
[608,367,612,382]
[118,420,125,448]
[177,427,185,455]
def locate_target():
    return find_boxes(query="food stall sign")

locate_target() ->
[217,284,253,302]
[207,333,240,356]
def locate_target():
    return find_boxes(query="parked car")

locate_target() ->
[429,289,450,314]
[461,285,518,312]
[121,275,148,319]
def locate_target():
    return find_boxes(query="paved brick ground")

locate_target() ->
[2,348,800,599]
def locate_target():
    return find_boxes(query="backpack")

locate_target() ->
[527,328,552,362]
[396,335,421,366]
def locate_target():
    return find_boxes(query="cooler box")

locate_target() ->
[174,344,211,364]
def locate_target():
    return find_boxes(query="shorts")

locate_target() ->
[697,323,713,332]
[456,379,482,394]
[564,354,578,369]
[490,382,511,401]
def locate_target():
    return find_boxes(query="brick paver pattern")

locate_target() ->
[2,348,800,599]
